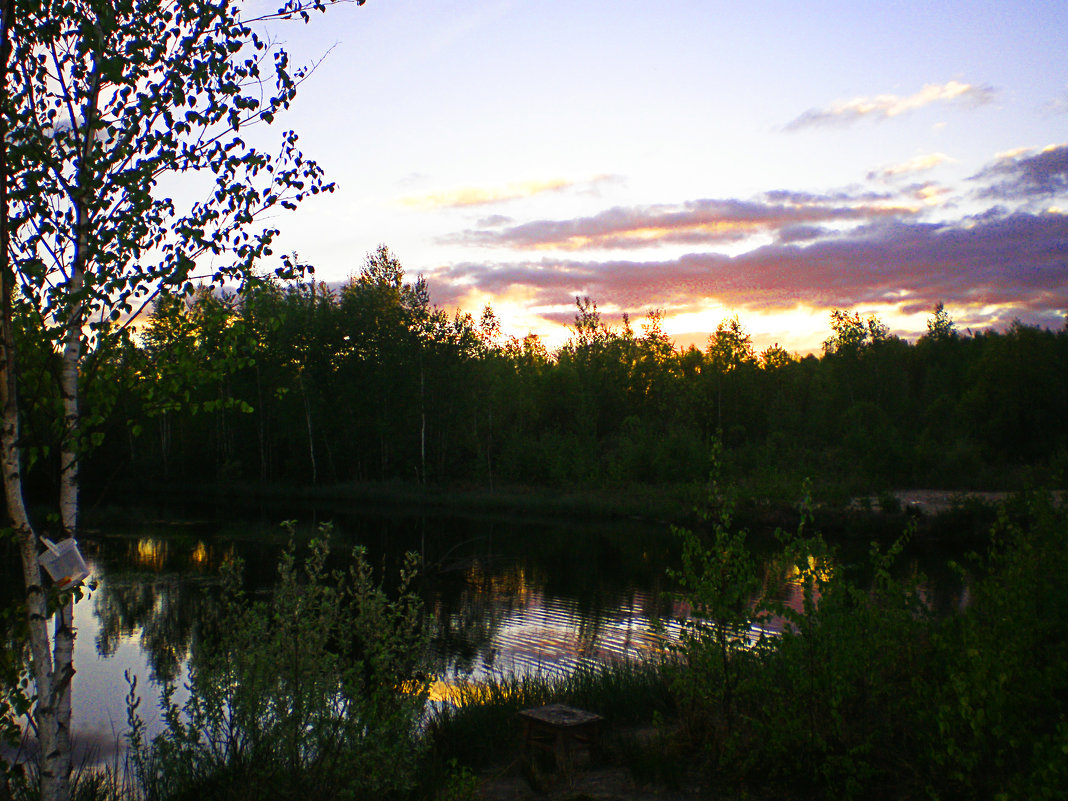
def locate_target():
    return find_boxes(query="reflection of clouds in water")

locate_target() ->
[435,581,674,682]
[432,547,795,681]
[430,559,544,674]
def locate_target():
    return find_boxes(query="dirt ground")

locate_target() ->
[475,763,709,801]
[471,724,713,801]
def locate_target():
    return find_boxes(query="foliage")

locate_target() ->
[706,315,755,372]
[923,491,1068,800]
[666,489,1068,800]
[923,301,957,342]
[127,523,430,801]
[0,577,30,786]
[4,0,345,506]
[6,0,338,334]
[822,309,891,356]
[73,294,1068,501]
[1,1,362,799]
[663,450,771,765]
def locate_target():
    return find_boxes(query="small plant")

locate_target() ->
[663,447,773,767]
[436,759,479,801]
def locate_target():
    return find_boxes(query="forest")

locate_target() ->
[16,244,1063,507]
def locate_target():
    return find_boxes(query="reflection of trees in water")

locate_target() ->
[91,537,234,684]
[79,519,969,690]
[92,575,209,684]
[427,549,676,672]
[428,558,538,674]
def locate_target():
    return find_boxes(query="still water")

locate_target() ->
[24,507,966,762]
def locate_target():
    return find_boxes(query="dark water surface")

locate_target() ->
[8,506,969,762]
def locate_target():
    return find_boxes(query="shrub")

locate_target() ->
[662,463,774,770]
[922,491,1068,800]
[127,523,430,801]
[668,488,1068,800]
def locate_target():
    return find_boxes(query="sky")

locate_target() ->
[255,0,1068,354]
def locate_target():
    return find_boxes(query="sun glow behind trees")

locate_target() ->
[66,256,1068,498]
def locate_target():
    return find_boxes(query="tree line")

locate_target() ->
[22,246,1064,503]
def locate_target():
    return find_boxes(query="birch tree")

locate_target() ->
[0,2,365,799]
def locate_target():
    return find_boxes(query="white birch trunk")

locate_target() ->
[51,273,82,801]
[0,3,68,799]
[0,150,67,801]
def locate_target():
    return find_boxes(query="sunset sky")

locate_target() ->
[260,0,1068,354]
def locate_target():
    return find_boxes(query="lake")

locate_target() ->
[7,504,969,764]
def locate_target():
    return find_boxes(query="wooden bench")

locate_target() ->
[518,703,604,786]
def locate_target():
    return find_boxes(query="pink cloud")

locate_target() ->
[444,194,915,251]
[429,210,1068,319]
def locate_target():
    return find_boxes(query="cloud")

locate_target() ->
[402,179,574,209]
[476,214,514,227]
[400,174,623,209]
[775,224,827,244]
[868,153,951,182]
[1044,85,1068,115]
[971,144,1068,200]
[444,194,918,251]
[785,80,996,131]
[906,183,952,206]
[427,209,1068,320]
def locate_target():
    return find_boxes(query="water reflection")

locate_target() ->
[429,559,675,678]
[93,574,196,684]
[49,513,969,763]
[116,536,236,575]
[84,535,250,685]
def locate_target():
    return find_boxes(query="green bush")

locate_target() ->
[668,488,1068,800]
[665,505,769,767]
[921,492,1068,800]
[127,523,430,801]
[747,529,935,798]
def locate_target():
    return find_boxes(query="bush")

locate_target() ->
[747,529,935,798]
[668,487,1068,799]
[127,523,430,801]
[922,492,1068,800]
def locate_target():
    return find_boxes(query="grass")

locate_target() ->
[3,745,137,801]
[4,660,675,801]
[427,659,674,772]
